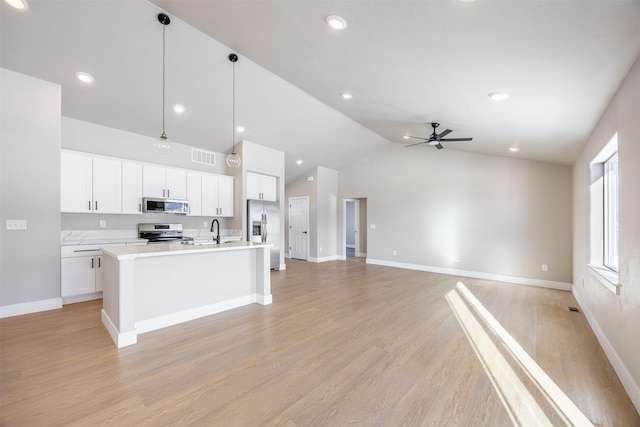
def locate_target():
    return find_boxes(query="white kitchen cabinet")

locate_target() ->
[61,151,121,213]
[61,255,99,297]
[246,172,276,201]
[202,173,234,217]
[143,164,187,199]
[122,161,143,214]
[186,171,202,216]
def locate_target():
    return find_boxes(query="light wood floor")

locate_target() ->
[1,258,638,426]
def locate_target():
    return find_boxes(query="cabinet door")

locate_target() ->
[260,175,277,202]
[201,173,218,216]
[246,172,261,200]
[92,157,122,213]
[122,161,143,214]
[186,172,202,216]
[218,175,234,217]
[142,164,166,198]
[61,151,92,212]
[165,168,187,199]
[95,256,103,292]
[61,257,96,297]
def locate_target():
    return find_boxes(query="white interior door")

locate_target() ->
[289,197,309,261]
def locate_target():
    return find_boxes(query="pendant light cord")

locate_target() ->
[232,59,236,153]
[162,23,166,136]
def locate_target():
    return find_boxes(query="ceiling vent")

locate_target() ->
[191,148,216,166]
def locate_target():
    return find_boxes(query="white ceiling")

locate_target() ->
[2,1,640,183]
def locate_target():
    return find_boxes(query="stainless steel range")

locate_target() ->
[138,223,192,244]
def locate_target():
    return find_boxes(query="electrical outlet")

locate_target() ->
[99,220,107,228]
[393,250,397,255]
[6,220,27,230]
[203,221,208,227]
[542,264,548,271]
[454,256,460,262]
[370,224,376,229]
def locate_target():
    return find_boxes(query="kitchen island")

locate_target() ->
[100,241,272,348]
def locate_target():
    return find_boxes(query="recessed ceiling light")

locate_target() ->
[509,147,520,152]
[236,125,245,133]
[296,160,303,165]
[4,0,28,10]
[403,135,410,139]
[488,92,510,101]
[173,104,185,114]
[75,72,94,84]
[341,93,353,100]
[325,15,347,30]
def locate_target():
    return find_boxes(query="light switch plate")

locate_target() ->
[6,220,27,230]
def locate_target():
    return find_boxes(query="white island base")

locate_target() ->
[101,242,272,348]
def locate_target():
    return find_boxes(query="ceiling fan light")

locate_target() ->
[325,15,347,30]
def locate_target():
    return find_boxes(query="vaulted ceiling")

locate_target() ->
[2,1,639,183]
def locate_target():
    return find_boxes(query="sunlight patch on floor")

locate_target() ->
[446,282,593,427]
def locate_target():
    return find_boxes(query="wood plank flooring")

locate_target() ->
[1,258,638,426]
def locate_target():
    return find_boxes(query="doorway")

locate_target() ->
[289,197,309,261]
[343,198,366,259]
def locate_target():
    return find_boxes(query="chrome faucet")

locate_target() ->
[210,219,220,244]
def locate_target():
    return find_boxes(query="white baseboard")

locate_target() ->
[62,292,102,305]
[366,258,572,291]
[101,309,137,348]
[309,254,343,263]
[572,287,640,414]
[346,244,355,249]
[0,297,62,318]
[135,294,258,335]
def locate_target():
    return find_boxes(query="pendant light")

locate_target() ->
[226,53,242,168]
[154,13,172,155]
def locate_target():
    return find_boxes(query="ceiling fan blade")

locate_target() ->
[440,137,473,142]
[435,143,444,150]
[405,135,429,141]
[437,129,452,138]
[404,141,428,148]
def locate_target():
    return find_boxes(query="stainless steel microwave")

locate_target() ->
[142,197,189,215]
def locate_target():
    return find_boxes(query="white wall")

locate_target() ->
[572,55,640,412]
[316,166,339,261]
[1,69,61,315]
[339,145,573,287]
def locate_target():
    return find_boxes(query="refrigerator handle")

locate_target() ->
[262,212,267,243]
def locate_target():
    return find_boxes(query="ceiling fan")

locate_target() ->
[405,122,472,150]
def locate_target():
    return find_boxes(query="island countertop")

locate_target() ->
[102,241,271,260]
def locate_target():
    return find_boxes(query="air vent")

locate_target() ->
[191,148,216,166]
[567,306,580,313]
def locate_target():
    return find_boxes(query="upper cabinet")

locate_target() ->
[142,164,187,199]
[61,149,233,217]
[61,151,122,213]
[121,161,143,214]
[202,173,234,217]
[186,171,202,216]
[246,172,276,202]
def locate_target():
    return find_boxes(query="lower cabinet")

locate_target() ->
[61,242,145,304]
[61,254,102,298]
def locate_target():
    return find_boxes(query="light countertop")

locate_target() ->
[102,241,271,260]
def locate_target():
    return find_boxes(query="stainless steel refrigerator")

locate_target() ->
[247,200,280,270]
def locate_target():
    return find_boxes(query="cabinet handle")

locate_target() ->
[95,201,98,211]
[139,203,142,212]
[163,189,165,197]
[167,189,170,197]
[91,258,94,269]
[88,201,91,211]
[98,258,101,268]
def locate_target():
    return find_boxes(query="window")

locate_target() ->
[603,152,619,271]
[589,133,620,294]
